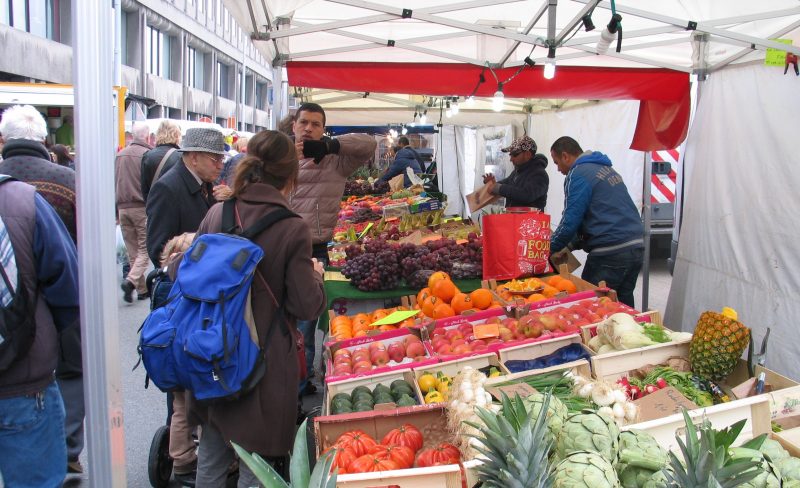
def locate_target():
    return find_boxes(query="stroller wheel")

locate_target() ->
[148,425,173,488]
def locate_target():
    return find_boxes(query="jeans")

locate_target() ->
[581,247,644,309]
[57,376,85,463]
[0,381,66,488]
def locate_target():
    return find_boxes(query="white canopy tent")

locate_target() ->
[224,0,800,378]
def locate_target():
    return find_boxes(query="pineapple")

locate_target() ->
[662,409,764,488]
[466,393,555,488]
[689,308,750,381]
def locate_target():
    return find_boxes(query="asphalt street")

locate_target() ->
[63,278,325,487]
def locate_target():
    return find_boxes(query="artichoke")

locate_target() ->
[525,392,569,443]
[779,457,800,481]
[729,448,781,488]
[552,450,621,488]
[642,469,669,488]
[556,411,620,461]
[759,438,790,463]
[615,430,669,488]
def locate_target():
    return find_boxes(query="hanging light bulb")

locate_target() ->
[451,98,460,115]
[597,14,622,54]
[544,47,556,80]
[401,125,408,135]
[420,111,427,125]
[445,100,452,118]
[410,112,417,127]
[389,128,398,138]
[492,83,504,112]
[466,95,475,107]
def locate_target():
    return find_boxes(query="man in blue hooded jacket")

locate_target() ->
[549,136,643,307]
[378,136,422,187]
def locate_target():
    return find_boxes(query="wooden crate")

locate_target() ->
[314,404,467,488]
[623,395,773,453]
[498,333,590,375]
[485,359,592,388]
[411,352,510,404]
[722,361,799,399]
[325,370,420,416]
[772,426,800,457]
[585,311,693,382]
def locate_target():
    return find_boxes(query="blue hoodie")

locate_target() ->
[379,147,423,187]
[551,151,643,255]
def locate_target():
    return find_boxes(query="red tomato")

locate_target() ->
[415,443,461,467]
[334,430,378,457]
[368,444,416,469]
[349,454,400,473]
[323,444,358,473]
[380,424,424,453]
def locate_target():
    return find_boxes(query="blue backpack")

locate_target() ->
[138,200,297,402]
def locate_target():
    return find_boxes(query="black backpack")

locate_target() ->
[0,176,36,372]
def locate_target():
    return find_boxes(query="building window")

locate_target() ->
[5,0,57,39]
[145,26,172,78]
[217,61,229,98]
[187,46,205,90]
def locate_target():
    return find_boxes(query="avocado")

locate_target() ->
[351,386,372,398]
[331,392,352,404]
[396,394,417,407]
[332,404,353,415]
[373,384,392,396]
[374,393,395,405]
[353,401,374,412]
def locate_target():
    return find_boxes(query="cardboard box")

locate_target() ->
[314,404,468,487]
[324,329,437,384]
[325,370,421,416]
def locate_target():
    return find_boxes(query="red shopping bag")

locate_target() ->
[482,209,553,280]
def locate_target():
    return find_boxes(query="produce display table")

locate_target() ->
[319,277,484,332]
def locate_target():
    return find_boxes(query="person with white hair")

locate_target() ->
[140,119,183,202]
[116,122,153,303]
[0,104,86,474]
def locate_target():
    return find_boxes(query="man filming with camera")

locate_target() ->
[290,103,376,397]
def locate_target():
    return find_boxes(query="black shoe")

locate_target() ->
[120,280,134,303]
[137,292,151,300]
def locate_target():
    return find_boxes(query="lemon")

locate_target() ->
[418,373,438,393]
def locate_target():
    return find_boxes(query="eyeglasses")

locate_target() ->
[201,154,225,164]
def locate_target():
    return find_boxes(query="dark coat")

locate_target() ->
[495,153,549,210]
[189,183,325,457]
[145,160,215,267]
[379,146,423,187]
[140,143,182,202]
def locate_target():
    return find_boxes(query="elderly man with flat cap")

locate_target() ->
[482,135,549,211]
[146,127,230,267]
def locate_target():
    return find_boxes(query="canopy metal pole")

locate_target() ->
[642,151,652,311]
[270,65,284,129]
[74,0,127,485]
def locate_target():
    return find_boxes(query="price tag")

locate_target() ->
[487,382,538,401]
[371,310,420,326]
[473,323,500,339]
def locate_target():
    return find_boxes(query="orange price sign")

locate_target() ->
[473,323,500,340]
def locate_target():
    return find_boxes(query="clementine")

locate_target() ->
[470,289,493,310]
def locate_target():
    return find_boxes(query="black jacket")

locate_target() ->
[140,143,182,202]
[495,154,549,210]
[145,161,215,267]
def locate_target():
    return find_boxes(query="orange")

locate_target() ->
[416,287,432,307]
[547,275,563,287]
[427,271,451,290]
[331,315,352,329]
[354,330,367,337]
[432,303,456,319]
[432,279,457,303]
[555,279,577,294]
[450,293,473,314]
[489,301,502,309]
[400,318,416,328]
[421,296,440,318]
[378,324,397,332]
[527,293,547,303]
[541,285,560,298]
[470,289,493,310]
[352,313,371,331]
[371,309,389,322]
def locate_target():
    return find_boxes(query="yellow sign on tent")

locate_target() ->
[765,39,793,67]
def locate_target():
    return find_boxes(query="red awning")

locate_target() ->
[287,62,690,150]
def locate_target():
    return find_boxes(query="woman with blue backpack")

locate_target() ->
[188,130,326,486]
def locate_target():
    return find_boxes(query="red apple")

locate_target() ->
[371,350,390,366]
[333,349,352,361]
[484,317,502,324]
[458,324,473,336]
[333,364,353,376]
[431,328,447,338]
[450,338,467,349]
[352,360,373,374]
[405,341,426,358]
[413,355,427,362]
[452,343,472,355]
[368,341,386,354]
[539,313,560,332]
[387,342,406,362]
[403,335,422,346]
[485,338,504,346]
[498,327,514,342]
[431,337,449,351]
[435,344,453,355]
[471,342,489,352]
[333,357,353,368]
[444,330,463,341]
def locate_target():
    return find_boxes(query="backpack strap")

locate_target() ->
[151,148,177,188]
[221,199,299,238]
